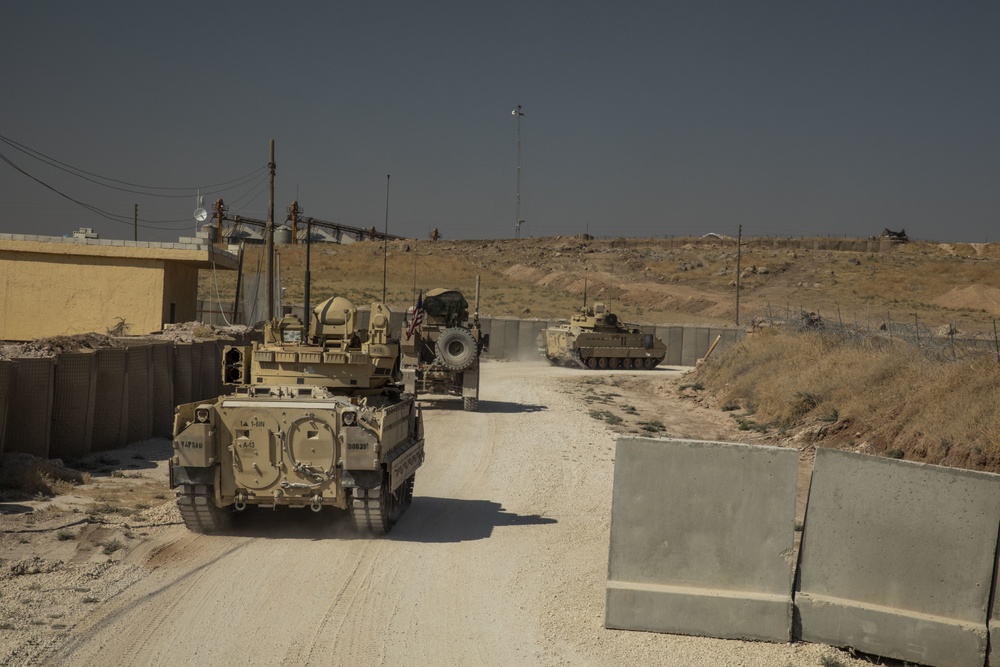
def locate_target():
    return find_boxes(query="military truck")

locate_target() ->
[400,278,488,411]
[170,296,424,535]
[540,302,666,369]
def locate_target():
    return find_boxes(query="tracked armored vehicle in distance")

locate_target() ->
[540,302,666,370]
[400,278,488,411]
[170,296,424,535]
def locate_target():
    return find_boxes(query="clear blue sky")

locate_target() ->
[2,1,998,243]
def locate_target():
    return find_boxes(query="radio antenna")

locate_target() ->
[382,174,390,303]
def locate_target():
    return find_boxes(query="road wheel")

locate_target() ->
[585,357,597,369]
[597,357,608,369]
[643,357,656,370]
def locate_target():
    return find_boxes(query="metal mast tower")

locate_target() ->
[513,105,524,239]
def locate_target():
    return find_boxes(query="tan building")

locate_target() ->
[0,234,239,341]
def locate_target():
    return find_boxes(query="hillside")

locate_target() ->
[200,236,1000,332]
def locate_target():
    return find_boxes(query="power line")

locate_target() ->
[0,133,267,196]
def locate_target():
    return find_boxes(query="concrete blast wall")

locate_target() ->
[606,438,799,642]
[607,440,1000,667]
[479,318,744,362]
[797,448,1000,667]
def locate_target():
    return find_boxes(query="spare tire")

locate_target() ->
[435,327,478,371]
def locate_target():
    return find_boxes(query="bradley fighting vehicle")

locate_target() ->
[540,302,666,369]
[400,278,488,412]
[170,297,424,535]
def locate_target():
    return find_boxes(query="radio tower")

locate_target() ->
[513,105,524,239]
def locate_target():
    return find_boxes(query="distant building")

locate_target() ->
[0,233,238,340]
[71,227,99,240]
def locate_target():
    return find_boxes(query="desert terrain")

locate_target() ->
[203,235,1000,332]
[4,234,999,665]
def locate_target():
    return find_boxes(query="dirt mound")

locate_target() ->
[0,333,121,359]
[932,284,1000,315]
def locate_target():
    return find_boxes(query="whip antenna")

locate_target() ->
[382,174,390,303]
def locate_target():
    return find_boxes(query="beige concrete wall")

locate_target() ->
[0,249,166,338]
[0,238,238,340]
[162,262,199,324]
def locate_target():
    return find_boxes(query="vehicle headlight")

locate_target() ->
[342,411,357,427]
[195,408,211,423]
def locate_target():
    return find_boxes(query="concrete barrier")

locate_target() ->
[606,438,799,642]
[796,448,1000,667]
[503,319,520,360]
[50,352,96,459]
[486,317,506,359]
[92,349,127,451]
[4,358,54,458]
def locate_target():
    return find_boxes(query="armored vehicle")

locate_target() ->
[170,296,424,535]
[400,278,488,411]
[540,302,666,370]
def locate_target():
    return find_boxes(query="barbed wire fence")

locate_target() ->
[748,305,1000,363]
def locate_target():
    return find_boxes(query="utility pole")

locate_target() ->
[735,224,742,326]
[266,139,276,320]
[513,105,524,239]
[289,200,300,244]
[133,204,138,242]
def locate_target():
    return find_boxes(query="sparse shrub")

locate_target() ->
[56,530,76,541]
[82,596,99,604]
[721,402,740,412]
[886,448,904,459]
[818,408,839,423]
[605,413,623,425]
[100,539,124,555]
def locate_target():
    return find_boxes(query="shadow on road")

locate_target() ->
[418,399,547,414]
[206,497,557,542]
[391,497,557,543]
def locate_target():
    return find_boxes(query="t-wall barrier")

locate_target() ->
[605,438,799,642]
[606,438,1000,667]
[796,448,1000,667]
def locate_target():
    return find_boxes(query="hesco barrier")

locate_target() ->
[607,438,1000,667]
[4,358,54,458]
[0,360,11,455]
[606,438,799,642]
[0,337,243,460]
[50,352,97,459]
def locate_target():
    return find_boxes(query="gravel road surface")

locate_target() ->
[4,361,866,666]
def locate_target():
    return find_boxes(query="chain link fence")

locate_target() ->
[749,305,1000,363]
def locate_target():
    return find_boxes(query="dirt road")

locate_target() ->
[2,361,864,666]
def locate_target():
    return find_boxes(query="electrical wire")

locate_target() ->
[0,148,270,231]
[0,133,267,196]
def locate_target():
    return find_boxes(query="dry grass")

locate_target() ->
[695,328,1000,471]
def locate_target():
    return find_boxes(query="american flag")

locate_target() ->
[405,292,424,339]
